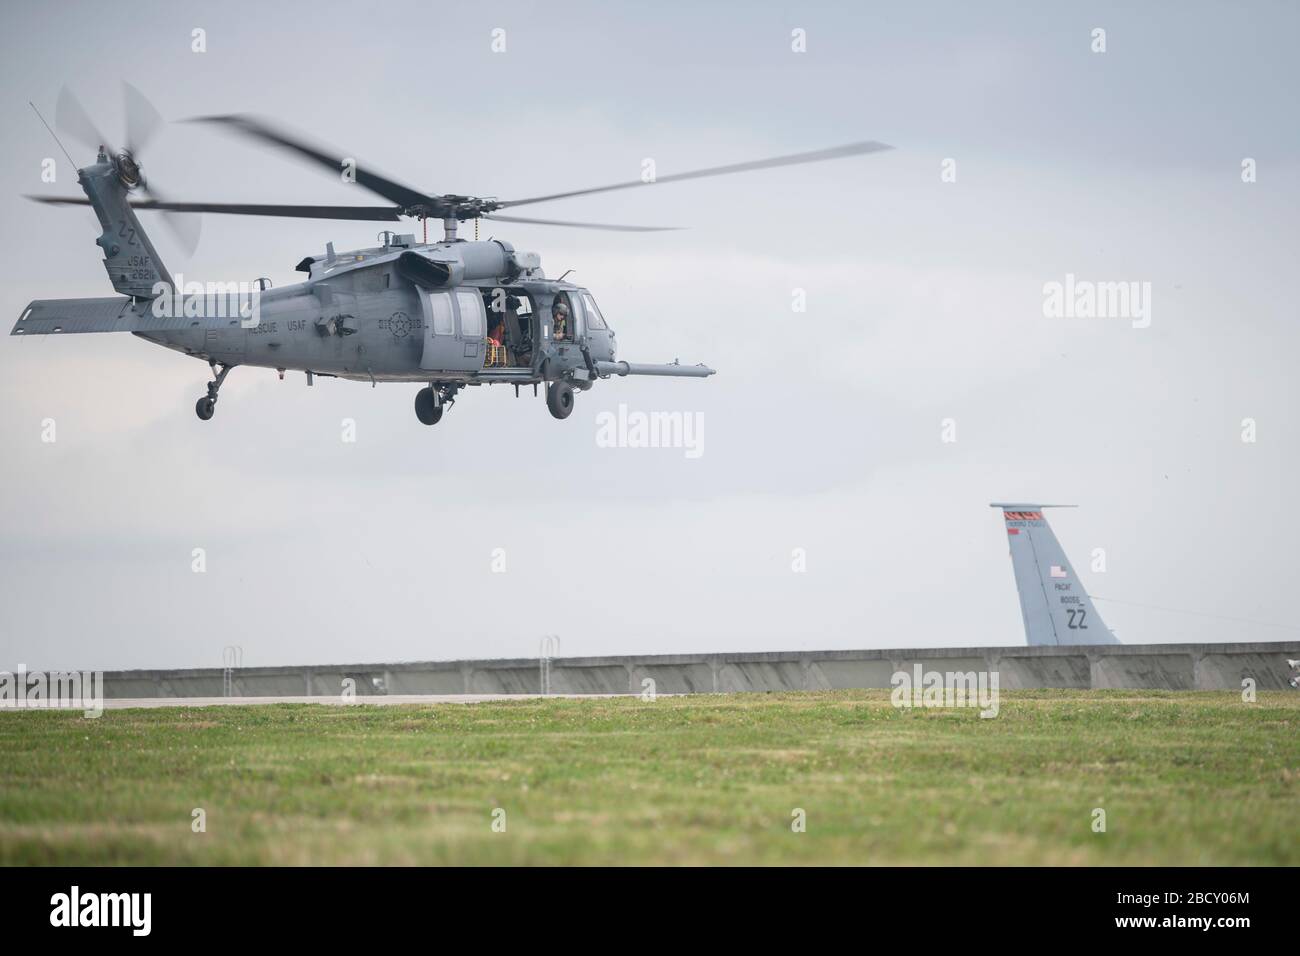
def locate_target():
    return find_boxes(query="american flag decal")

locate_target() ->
[1050,565,1067,578]
[1004,511,1043,521]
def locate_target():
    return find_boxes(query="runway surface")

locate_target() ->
[98,694,629,710]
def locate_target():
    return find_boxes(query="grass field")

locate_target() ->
[0,690,1297,865]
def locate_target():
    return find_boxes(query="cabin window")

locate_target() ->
[427,292,454,335]
[456,290,486,338]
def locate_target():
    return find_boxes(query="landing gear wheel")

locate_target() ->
[547,382,575,420]
[195,363,233,423]
[414,386,444,426]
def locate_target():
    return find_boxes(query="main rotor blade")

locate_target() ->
[482,213,681,232]
[122,81,163,155]
[190,114,434,211]
[27,195,403,221]
[497,140,893,210]
[56,87,112,155]
[139,183,201,257]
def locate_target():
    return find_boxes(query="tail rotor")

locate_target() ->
[55,84,202,256]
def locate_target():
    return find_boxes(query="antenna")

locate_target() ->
[28,101,76,167]
[557,269,575,282]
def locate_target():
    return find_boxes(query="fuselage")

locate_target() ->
[137,234,617,385]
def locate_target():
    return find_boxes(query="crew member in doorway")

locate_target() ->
[486,313,506,366]
[552,297,569,341]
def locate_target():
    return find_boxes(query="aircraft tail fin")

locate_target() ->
[990,503,1118,645]
[46,150,172,299]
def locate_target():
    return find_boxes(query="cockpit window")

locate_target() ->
[582,292,607,330]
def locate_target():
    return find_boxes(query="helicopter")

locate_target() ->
[14,86,893,425]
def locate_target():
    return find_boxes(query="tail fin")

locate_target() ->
[79,148,171,298]
[990,503,1118,645]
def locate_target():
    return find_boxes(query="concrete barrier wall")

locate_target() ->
[99,642,1300,699]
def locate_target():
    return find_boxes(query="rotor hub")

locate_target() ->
[114,149,142,190]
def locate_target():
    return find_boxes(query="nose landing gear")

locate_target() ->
[546,381,574,420]
[195,362,234,421]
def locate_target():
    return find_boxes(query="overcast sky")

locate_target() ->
[2,1,1297,671]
